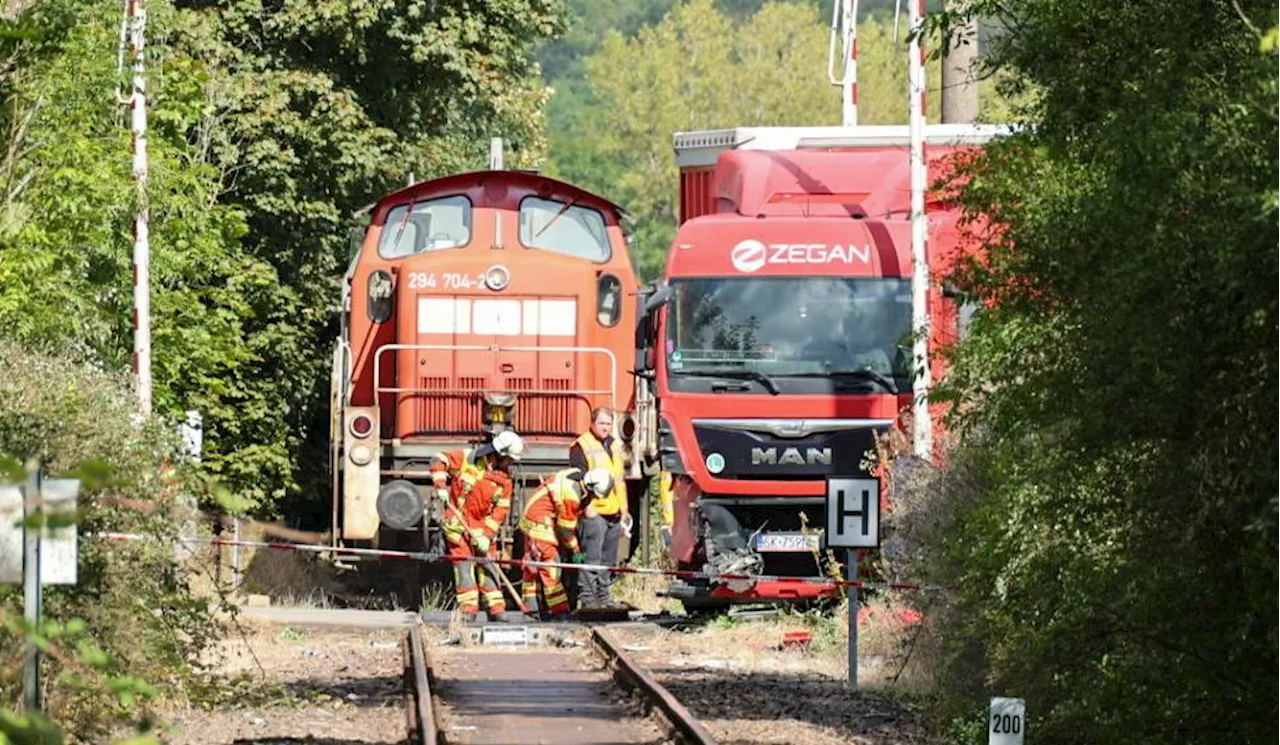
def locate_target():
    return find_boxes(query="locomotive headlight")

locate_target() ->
[349,444,374,466]
[484,264,510,291]
[482,392,517,434]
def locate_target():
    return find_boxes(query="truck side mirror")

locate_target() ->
[644,284,672,313]
[634,282,670,373]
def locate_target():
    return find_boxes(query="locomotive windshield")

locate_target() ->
[518,196,611,262]
[665,276,912,387]
[379,195,472,258]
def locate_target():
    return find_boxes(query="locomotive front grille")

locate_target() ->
[415,376,486,433]
[505,377,580,437]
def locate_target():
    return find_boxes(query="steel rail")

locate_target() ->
[590,628,719,745]
[405,624,438,745]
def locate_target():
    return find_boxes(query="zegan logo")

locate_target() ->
[730,239,767,273]
[729,238,873,273]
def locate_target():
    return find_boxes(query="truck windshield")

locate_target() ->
[665,277,912,385]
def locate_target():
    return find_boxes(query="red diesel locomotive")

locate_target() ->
[329,165,652,565]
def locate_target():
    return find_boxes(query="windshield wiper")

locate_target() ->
[676,369,781,395]
[785,369,899,394]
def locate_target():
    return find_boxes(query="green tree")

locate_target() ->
[902,0,1278,742]
[558,0,953,280]
[168,0,567,517]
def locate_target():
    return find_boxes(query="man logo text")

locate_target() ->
[751,447,833,465]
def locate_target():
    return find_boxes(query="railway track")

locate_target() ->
[406,622,717,745]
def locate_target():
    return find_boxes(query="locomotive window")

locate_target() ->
[597,273,622,327]
[378,195,472,259]
[518,197,611,263]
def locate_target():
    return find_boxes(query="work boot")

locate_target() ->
[461,611,478,623]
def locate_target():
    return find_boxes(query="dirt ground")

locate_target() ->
[156,619,409,745]
[602,602,930,745]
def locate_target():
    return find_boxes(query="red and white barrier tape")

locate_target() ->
[93,532,924,592]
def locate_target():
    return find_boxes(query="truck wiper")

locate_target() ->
[676,369,781,395]
[785,369,899,394]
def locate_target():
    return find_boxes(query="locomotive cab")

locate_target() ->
[331,169,644,562]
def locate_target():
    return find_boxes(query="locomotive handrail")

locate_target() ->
[336,338,353,407]
[373,343,618,413]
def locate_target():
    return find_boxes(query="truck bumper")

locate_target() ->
[664,577,843,604]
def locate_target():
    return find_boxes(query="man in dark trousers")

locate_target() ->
[568,407,629,609]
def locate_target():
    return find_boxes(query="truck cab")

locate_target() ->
[637,125,1003,610]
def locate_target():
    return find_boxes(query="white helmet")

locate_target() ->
[582,468,614,498]
[490,430,526,461]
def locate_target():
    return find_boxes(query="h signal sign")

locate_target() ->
[825,478,880,549]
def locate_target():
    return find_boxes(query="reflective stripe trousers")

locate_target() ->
[520,537,569,616]
[446,524,506,620]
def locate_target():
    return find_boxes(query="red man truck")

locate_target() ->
[634,124,1005,612]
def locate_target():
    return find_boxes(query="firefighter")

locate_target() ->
[439,431,525,622]
[518,467,615,620]
[569,408,628,608]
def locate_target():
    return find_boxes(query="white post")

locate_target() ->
[489,137,503,171]
[490,138,504,248]
[129,0,151,417]
[909,0,932,460]
[22,460,42,713]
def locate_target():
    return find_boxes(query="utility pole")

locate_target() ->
[908,0,932,460]
[128,0,151,417]
[941,1,980,124]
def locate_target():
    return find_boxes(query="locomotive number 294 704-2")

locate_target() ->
[406,272,487,290]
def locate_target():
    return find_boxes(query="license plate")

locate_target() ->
[754,532,821,552]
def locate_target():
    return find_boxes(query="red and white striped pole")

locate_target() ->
[828,0,859,127]
[128,0,151,417]
[909,0,932,460]
[842,0,858,127]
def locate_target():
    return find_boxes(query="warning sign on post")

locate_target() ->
[824,477,879,549]
[0,481,80,586]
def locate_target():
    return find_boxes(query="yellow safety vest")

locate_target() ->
[574,432,625,516]
[518,469,581,545]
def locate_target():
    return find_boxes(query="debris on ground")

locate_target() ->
[157,620,407,745]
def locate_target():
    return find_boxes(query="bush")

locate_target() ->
[0,338,222,742]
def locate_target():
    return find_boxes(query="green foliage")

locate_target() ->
[0,339,222,742]
[547,0,977,280]
[165,0,567,516]
[0,0,568,519]
[902,0,1279,742]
